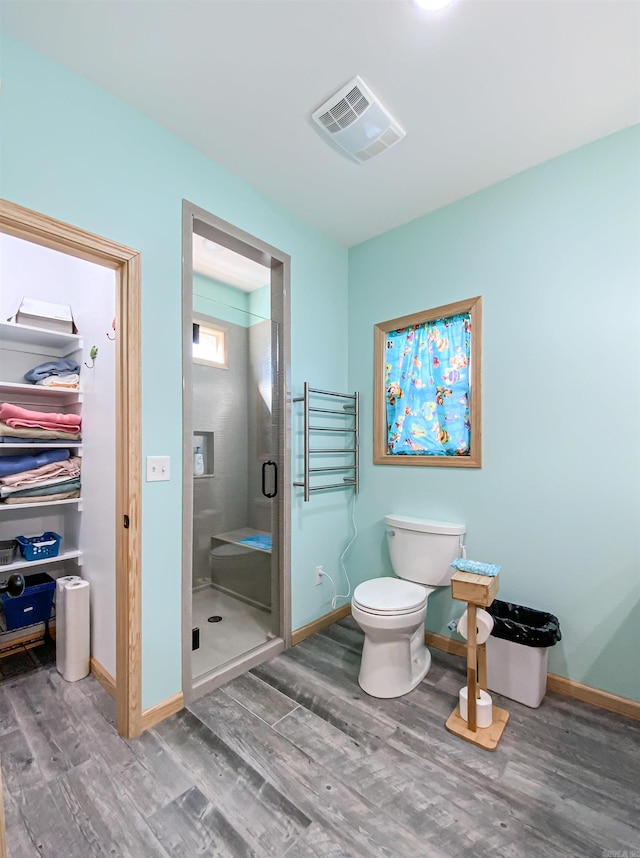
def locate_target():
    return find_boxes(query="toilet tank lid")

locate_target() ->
[384,514,465,535]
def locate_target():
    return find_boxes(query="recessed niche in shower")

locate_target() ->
[193,430,214,477]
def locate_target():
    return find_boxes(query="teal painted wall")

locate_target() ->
[193,275,271,328]
[2,34,637,706]
[193,274,252,327]
[348,125,640,701]
[0,35,350,708]
[249,285,270,322]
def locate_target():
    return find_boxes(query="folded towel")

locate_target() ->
[3,478,81,499]
[0,403,81,433]
[0,437,49,444]
[0,425,82,442]
[450,558,501,577]
[0,448,70,478]
[24,358,80,383]
[2,489,80,505]
[1,474,80,497]
[238,534,272,551]
[0,456,81,493]
[36,374,80,389]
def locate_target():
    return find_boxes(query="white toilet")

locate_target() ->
[351,514,465,698]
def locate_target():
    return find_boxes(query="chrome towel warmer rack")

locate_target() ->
[293,382,359,502]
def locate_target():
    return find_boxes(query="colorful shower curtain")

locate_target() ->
[385,312,472,456]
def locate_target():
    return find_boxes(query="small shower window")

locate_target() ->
[192,319,228,369]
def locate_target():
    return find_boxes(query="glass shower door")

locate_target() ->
[191,293,279,681]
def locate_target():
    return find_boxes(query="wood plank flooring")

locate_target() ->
[1,618,639,857]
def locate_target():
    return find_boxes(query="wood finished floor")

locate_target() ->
[1,618,639,857]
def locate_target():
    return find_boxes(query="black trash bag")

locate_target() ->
[486,599,561,648]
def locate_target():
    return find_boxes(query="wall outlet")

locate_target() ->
[315,565,323,586]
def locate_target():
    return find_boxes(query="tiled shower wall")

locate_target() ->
[247,319,273,534]
[192,319,249,587]
[192,316,274,588]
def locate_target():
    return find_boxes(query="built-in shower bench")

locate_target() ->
[212,527,272,553]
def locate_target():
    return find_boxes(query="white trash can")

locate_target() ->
[485,599,561,709]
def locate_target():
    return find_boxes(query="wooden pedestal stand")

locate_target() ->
[445,571,509,751]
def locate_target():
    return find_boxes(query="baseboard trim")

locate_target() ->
[90,657,116,699]
[140,692,184,731]
[545,673,640,721]
[425,630,466,658]
[425,630,640,720]
[292,603,351,646]
[90,659,184,730]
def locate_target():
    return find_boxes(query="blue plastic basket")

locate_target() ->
[1,572,55,630]
[16,532,62,562]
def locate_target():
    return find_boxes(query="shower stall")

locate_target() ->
[182,202,290,703]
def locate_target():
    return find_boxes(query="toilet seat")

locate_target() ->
[353,578,427,616]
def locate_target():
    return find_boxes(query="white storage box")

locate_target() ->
[13,298,77,334]
[486,634,549,708]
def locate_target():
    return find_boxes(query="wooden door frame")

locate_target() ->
[0,198,142,738]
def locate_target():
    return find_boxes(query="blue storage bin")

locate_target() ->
[1,572,55,630]
[16,532,62,562]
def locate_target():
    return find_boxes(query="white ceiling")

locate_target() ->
[193,235,270,291]
[3,0,639,247]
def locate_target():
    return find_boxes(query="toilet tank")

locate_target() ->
[384,514,465,587]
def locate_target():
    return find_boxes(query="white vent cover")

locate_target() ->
[312,76,406,163]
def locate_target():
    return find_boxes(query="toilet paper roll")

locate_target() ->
[56,578,90,682]
[457,607,494,645]
[459,686,493,728]
[55,576,83,675]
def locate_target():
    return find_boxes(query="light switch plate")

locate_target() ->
[146,456,170,482]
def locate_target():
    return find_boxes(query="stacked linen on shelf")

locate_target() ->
[0,454,81,504]
[0,403,82,443]
[0,448,70,478]
[24,358,81,390]
[35,374,80,390]
[0,403,81,433]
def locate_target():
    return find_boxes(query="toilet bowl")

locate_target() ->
[352,577,433,698]
[351,515,465,699]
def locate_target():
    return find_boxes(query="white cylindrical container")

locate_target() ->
[55,575,82,676]
[459,686,493,728]
[57,578,90,682]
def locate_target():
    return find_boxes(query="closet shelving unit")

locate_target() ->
[0,320,84,644]
[293,382,359,502]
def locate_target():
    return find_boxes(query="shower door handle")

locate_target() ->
[262,461,278,498]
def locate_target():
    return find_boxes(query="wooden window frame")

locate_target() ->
[373,295,482,468]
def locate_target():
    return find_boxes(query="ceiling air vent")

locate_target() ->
[312,76,406,163]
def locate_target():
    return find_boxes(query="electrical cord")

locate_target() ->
[321,569,338,598]
[328,492,357,610]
